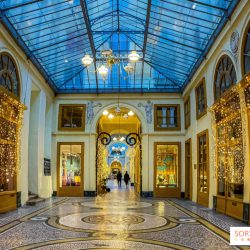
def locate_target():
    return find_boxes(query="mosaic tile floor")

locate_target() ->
[0,185,249,250]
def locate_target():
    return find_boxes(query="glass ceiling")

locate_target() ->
[0,0,239,93]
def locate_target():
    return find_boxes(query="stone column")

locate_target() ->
[18,72,31,205]
[28,89,46,197]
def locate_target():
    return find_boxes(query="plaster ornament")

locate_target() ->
[87,101,102,124]
[230,31,239,55]
[138,100,153,124]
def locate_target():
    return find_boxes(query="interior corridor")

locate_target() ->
[0,191,247,250]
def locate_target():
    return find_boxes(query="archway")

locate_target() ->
[110,161,122,174]
[96,106,142,194]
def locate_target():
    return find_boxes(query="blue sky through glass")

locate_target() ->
[0,0,239,93]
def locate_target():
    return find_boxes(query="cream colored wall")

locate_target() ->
[183,0,250,207]
[52,94,185,194]
[0,23,54,204]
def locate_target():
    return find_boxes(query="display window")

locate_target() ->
[154,142,181,197]
[57,143,84,196]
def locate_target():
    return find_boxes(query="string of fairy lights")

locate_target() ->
[209,74,250,188]
[0,90,25,191]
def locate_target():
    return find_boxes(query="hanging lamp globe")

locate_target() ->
[81,54,93,67]
[124,63,135,73]
[98,65,109,76]
[128,51,140,62]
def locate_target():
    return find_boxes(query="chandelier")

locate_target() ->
[102,108,134,120]
[102,106,134,142]
[111,145,126,155]
[81,49,140,80]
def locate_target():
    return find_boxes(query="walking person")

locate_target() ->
[124,171,130,189]
[117,170,122,188]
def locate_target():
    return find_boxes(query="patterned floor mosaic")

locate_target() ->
[0,188,249,250]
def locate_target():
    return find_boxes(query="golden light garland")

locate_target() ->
[209,73,250,198]
[0,90,25,191]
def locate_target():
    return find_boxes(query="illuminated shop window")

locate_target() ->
[59,144,82,187]
[155,143,180,189]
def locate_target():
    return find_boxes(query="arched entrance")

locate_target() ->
[96,106,142,195]
[110,161,122,174]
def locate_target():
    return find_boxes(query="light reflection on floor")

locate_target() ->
[0,182,247,250]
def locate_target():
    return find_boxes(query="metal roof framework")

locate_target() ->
[0,0,240,94]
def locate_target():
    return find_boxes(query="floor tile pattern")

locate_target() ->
[0,187,248,250]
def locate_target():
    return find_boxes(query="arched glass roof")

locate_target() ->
[0,0,239,93]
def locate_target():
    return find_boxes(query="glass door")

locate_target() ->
[197,130,209,207]
[57,143,84,196]
[154,142,181,197]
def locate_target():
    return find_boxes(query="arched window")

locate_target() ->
[0,52,20,98]
[243,22,250,75]
[214,55,237,101]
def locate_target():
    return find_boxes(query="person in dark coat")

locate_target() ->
[117,170,122,188]
[124,171,130,188]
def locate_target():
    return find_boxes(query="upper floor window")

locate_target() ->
[214,55,237,101]
[243,22,250,75]
[0,53,20,98]
[184,97,190,129]
[154,104,180,131]
[58,104,86,131]
[195,79,207,119]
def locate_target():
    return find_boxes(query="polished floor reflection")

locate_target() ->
[0,185,247,250]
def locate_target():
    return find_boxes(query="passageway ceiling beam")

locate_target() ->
[141,0,152,93]
[0,0,42,12]
[80,0,99,94]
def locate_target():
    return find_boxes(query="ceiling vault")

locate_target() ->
[0,0,241,93]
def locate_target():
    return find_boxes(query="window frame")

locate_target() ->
[242,20,250,76]
[184,97,191,129]
[213,55,237,101]
[0,52,20,100]
[154,104,181,131]
[195,78,207,120]
[58,104,86,131]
